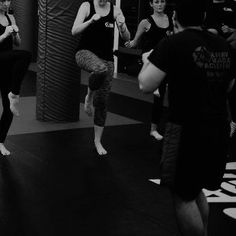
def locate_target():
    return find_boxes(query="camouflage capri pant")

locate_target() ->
[75,50,114,127]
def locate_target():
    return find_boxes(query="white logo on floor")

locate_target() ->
[149,162,236,219]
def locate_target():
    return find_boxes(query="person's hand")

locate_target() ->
[4,25,14,38]
[142,49,153,64]
[116,13,125,27]
[125,40,135,48]
[221,24,232,34]
[91,13,101,23]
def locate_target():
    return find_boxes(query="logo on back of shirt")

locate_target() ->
[193,46,211,68]
[105,22,114,28]
[192,46,231,79]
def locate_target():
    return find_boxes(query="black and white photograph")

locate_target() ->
[0,0,235,235]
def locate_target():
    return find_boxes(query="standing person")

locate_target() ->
[0,0,31,156]
[72,0,130,156]
[204,0,236,138]
[138,0,235,235]
[125,0,172,141]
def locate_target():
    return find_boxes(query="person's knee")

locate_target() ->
[75,51,84,66]
[94,63,108,75]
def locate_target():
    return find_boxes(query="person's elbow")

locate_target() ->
[71,27,76,36]
[139,84,152,93]
[139,83,149,93]
[138,74,151,93]
[71,25,80,36]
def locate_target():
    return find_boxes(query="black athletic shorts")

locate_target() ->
[160,121,230,201]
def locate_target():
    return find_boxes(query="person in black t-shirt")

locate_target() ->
[138,0,235,235]
[72,0,130,156]
[125,0,173,141]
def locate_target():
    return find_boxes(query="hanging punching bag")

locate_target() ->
[36,0,82,122]
[12,0,38,61]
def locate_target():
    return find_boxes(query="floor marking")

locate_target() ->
[149,179,161,185]
[226,162,236,170]
[149,162,236,219]
[223,208,236,219]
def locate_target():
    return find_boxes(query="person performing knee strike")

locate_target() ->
[72,0,130,155]
[0,0,31,156]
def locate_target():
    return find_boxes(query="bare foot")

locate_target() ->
[0,143,10,156]
[150,130,163,141]
[8,92,20,116]
[84,95,93,117]
[94,141,107,156]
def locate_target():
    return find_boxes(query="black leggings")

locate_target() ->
[151,81,167,125]
[0,50,31,142]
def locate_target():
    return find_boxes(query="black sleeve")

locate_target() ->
[148,37,171,73]
[167,13,174,32]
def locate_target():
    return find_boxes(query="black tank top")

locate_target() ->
[0,13,13,52]
[141,15,172,53]
[77,1,115,61]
